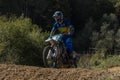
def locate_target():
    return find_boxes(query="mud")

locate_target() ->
[0,64,120,80]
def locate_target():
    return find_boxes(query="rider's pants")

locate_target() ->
[62,34,73,54]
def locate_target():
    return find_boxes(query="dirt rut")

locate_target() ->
[0,64,120,80]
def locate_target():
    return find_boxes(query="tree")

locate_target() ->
[91,13,119,54]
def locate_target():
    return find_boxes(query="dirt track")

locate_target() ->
[0,64,120,80]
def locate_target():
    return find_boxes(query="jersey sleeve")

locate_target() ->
[50,23,57,36]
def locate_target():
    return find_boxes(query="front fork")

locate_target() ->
[47,45,59,68]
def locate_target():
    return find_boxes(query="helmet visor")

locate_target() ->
[53,16,60,21]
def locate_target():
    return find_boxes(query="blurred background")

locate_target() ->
[0,0,120,68]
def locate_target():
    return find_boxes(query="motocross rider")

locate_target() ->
[50,11,76,59]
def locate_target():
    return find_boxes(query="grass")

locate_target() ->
[78,52,120,69]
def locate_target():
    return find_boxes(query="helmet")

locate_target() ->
[53,11,63,22]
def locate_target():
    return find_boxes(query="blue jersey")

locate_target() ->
[50,20,74,36]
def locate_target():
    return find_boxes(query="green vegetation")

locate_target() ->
[78,51,120,69]
[0,0,120,67]
[0,0,120,52]
[0,16,49,66]
[90,52,120,69]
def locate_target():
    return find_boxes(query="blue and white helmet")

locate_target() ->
[53,11,63,21]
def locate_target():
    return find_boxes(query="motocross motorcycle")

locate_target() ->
[43,34,77,68]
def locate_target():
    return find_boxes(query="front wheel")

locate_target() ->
[43,46,57,68]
